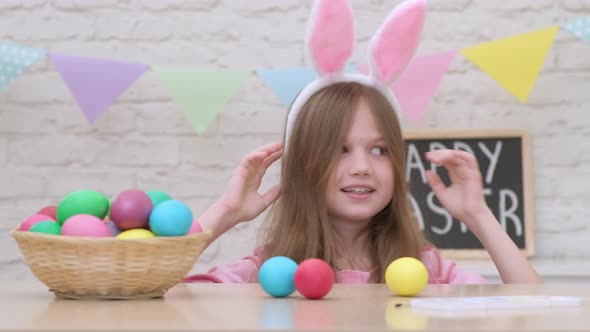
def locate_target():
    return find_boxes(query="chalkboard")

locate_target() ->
[404,130,535,259]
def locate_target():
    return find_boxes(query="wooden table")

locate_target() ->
[1,282,588,331]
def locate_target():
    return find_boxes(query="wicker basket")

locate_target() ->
[10,228,212,300]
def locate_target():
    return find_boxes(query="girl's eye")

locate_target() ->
[371,147,386,155]
[342,146,349,153]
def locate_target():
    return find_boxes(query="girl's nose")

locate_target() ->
[350,152,372,175]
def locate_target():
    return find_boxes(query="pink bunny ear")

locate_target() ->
[369,0,427,84]
[307,0,355,76]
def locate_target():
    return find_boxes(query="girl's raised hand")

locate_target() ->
[425,149,489,228]
[218,142,283,224]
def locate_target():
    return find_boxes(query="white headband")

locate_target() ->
[285,0,427,150]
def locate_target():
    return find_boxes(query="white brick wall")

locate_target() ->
[1,0,589,282]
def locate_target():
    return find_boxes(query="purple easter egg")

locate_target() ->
[105,220,122,236]
[110,189,153,230]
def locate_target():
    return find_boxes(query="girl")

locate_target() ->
[185,0,541,284]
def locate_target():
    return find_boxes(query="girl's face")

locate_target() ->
[324,99,394,225]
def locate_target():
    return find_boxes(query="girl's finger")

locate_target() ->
[256,150,282,180]
[261,149,283,170]
[425,170,446,197]
[254,142,283,155]
[426,149,462,165]
[236,151,268,178]
[455,150,480,171]
[426,150,475,183]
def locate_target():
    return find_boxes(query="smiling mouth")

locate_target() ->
[341,188,375,193]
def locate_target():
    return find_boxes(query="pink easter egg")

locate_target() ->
[36,206,57,221]
[189,220,203,234]
[61,214,111,237]
[19,214,55,231]
[110,189,153,230]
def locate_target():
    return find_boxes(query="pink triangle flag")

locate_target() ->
[49,53,149,123]
[391,51,457,122]
[359,51,456,122]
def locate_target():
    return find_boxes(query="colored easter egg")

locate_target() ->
[105,220,122,236]
[29,221,61,235]
[149,200,192,236]
[259,256,298,298]
[61,214,111,237]
[188,220,203,234]
[56,190,110,224]
[385,257,428,296]
[36,206,57,221]
[146,190,172,207]
[19,214,54,231]
[110,189,153,230]
[294,258,334,299]
[116,229,156,239]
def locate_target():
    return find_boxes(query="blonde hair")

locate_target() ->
[260,82,426,282]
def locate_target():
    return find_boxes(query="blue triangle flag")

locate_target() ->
[257,64,357,108]
[563,17,590,44]
[0,41,45,91]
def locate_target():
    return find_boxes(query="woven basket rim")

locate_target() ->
[10,227,212,243]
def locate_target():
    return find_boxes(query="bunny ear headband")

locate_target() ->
[285,0,427,149]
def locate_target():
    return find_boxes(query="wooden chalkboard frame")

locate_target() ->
[404,130,535,259]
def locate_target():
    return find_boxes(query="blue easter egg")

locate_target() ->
[148,200,193,236]
[258,256,298,298]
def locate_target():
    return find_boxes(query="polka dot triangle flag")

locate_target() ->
[563,17,590,44]
[0,41,45,91]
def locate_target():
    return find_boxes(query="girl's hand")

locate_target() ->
[425,149,489,228]
[217,142,283,225]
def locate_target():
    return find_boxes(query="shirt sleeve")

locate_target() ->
[183,252,262,283]
[421,246,488,284]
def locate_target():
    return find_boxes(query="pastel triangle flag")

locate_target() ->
[49,53,149,123]
[460,26,559,103]
[0,41,45,91]
[391,51,457,122]
[563,17,590,44]
[152,67,249,134]
[257,64,357,108]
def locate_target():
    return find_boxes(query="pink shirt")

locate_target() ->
[184,246,487,284]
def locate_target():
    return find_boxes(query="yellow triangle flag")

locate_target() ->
[460,26,559,102]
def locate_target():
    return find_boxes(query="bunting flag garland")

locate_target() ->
[460,26,559,103]
[0,41,45,92]
[563,17,590,44]
[49,53,149,123]
[152,67,249,134]
[1,19,589,129]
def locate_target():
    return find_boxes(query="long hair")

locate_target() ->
[259,82,426,282]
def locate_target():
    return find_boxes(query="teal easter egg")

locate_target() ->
[149,200,192,236]
[56,190,110,224]
[29,221,61,235]
[146,190,172,207]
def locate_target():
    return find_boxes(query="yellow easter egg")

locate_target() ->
[116,229,156,239]
[385,257,428,296]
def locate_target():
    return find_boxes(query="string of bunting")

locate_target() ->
[1,18,589,134]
